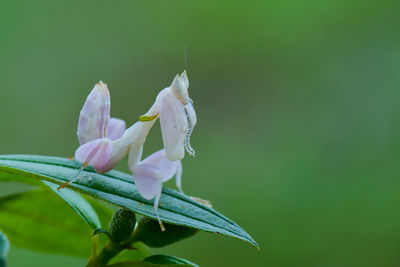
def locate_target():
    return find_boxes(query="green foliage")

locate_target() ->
[84,197,115,232]
[107,255,197,267]
[0,155,258,248]
[93,228,110,238]
[106,263,193,267]
[108,208,136,244]
[109,243,148,264]
[134,218,198,248]
[0,231,9,267]
[42,180,101,230]
[144,255,198,266]
[0,188,92,257]
[0,182,33,198]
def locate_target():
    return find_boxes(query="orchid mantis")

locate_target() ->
[58,71,196,230]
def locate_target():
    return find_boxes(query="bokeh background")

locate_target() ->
[1,1,400,266]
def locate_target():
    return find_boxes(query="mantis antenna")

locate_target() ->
[184,44,188,71]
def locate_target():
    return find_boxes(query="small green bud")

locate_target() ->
[135,218,198,248]
[108,208,136,243]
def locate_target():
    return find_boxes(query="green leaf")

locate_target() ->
[107,260,195,267]
[0,155,258,248]
[0,188,92,257]
[41,180,101,230]
[144,255,198,266]
[85,196,115,231]
[0,230,9,267]
[93,228,110,237]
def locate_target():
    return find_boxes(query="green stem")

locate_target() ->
[86,240,120,267]
[86,233,139,267]
[90,235,99,260]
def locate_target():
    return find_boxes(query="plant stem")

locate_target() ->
[86,233,139,267]
[86,240,120,267]
[90,235,99,260]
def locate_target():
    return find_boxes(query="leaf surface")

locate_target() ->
[107,261,194,267]
[42,180,101,229]
[0,188,92,257]
[0,230,9,267]
[144,255,198,266]
[0,155,258,248]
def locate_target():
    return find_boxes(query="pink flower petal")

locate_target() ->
[75,138,112,171]
[77,82,110,145]
[159,94,188,161]
[106,117,126,140]
[132,163,163,200]
[96,142,130,174]
[140,149,177,182]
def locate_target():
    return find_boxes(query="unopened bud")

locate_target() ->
[108,208,136,243]
[134,217,198,248]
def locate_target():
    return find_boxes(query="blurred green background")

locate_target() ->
[1,0,400,266]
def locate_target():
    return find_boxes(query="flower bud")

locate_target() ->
[108,208,136,244]
[134,217,198,248]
